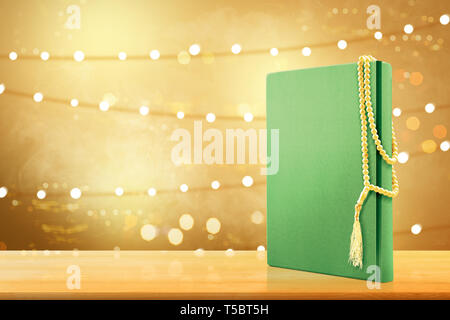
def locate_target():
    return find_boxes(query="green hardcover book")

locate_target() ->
[266,60,394,282]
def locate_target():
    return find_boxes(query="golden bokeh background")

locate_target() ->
[0,0,448,250]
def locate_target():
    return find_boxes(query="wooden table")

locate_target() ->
[0,250,448,299]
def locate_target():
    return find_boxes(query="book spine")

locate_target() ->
[376,61,394,282]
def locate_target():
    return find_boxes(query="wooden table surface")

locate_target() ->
[0,250,448,299]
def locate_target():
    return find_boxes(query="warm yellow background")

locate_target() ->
[0,0,448,250]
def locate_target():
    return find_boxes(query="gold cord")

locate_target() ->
[349,55,400,268]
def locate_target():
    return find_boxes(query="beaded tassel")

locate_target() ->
[349,55,399,268]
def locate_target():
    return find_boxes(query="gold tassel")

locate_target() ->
[349,186,369,268]
[349,215,363,268]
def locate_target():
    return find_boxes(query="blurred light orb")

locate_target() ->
[0,84,5,94]
[177,50,191,64]
[393,107,402,117]
[177,111,185,119]
[421,139,437,154]
[140,224,157,241]
[251,210,264,224]
[168,228,183,246]
[242,176,254,187]
[374,31,383,40]
[70,188,82,199]
[189,44,201,56]
[73,50,85,62]
[40,51,50,61]
[118,52,127,60]
[139,105,149,116]
[302,47,311,56]
[337,40,347,49]
[440,14,450,25]
[179,214,194,231]
[33,92,43,102]
[231,43,241,54]
[180,184,189,192]
[398,152,409,164]
[147,188,157,196]
[70,99,79,107]
[211,180,220,190]
[115,187,124,197]
[411,224,422,235]
[149,50,160,60]
[225,248,234,256]
[433,124,447,139]
[244,112,254,122]
[440,141,450,152]
[425,103,435,113]
[206,113,216,123]
[206,218,221,234]
[9,51,18,61]
[257,245,265,252]
[36,190,46,200]
[404,24,414,34]
[406,116,420,131]
[99,100,110,111]
[270,48,279,56]
[0,186,7,198]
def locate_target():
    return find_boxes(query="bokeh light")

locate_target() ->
[411,224,422,235]
[180,184,188,192]
[433,125,447,139]
[140,224,157,241]
[211,180,220,190]
[421,139,437,153]
[99,100,110,111]
[244,112,254,122]
[231,43,241,54]
[168,228,183,245]
[425,103,435,113]
[177,50,191,64]
[139,105,149,116]
[206,217,221,234]
[393,107,402,117]
[149,50,160,60]
[118,51,127,60]
[302,47,311,56]
[33,92,43,102]
[374,31,383,40]
[337,40,347,49]
[70,99,79,107]
[251,210,264,224]
[440,141,450,152]
[9,51,17,60]
[36,190,46,199]
[147,188,156,196]
[115,187,124,196]
[73,50,84,62]
[40,51,50,61]
[406,116,420,131]
[179,214,194,230]
[242,176,253,187]
[189,44,201,56]
[0,186,7,198]
[70,188,82,199]
[440,14,450,25]
[398,152,409,164]
[404,24,414,34]
[270,48,278,56]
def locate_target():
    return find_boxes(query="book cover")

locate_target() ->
[266,61,394,282]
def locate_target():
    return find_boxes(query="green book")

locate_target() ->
[266,61,394,282]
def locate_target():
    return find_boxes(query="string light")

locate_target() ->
[393,107,402,117]
[374,31,383,40]
[337,40,347,49]
[0,83,5,94]
[99,100,110,111]
[177,111,185,119]
[411,224,422,235]
[118,52,127,60]
[440,14,450,25]
[70,188,82,199]
[33,92,43,102]
[231,44,241,54]
[302,47,311,56]
[70,99,79,107]
[180,184,189,192]
[398,152,409,164]
[242,176,254,187]
[149,50,160,60]
[270,48,279,56]
[115,187,124,197]
[189,44,201,56]
[404,24,414,34]
[211,180,220,190]
[206,113,216,123]
[36,190,46,199]
[440,141,450,152]
[40,51,50,61]
[9,51,18,61]
[73,50,85,62]
[139,105,149,116]
[425,103,435,113]
[147,187,157,196]
[244,112,254,122]
[0,186,7,198]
